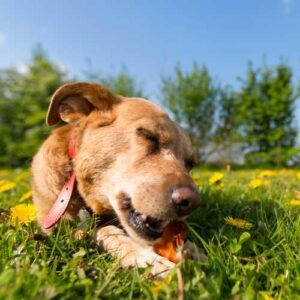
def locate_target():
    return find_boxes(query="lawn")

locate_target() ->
[0,168,299,300]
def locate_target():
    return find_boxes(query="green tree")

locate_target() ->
[0,48,67,166]
[214,86,241,164]
[161,64,218,162]
[84,67,144,97]
[237,62,299,166]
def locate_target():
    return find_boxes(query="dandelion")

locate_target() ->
[249,179,269,189]
[224,216,253,229]
[15,170,30,182]
[151,275,172,294]
[209,172,224,185]
[19,191,33,202]
[0,170,10,177]
[279,169,288,175]
[10,204,37,225]
[0,181,16,193]
[260,292,275,300]
[192,174,202,187]
[251,197,261,203]
[258,170,276,178]
[289,200,300,207]
[296,172,300,180]
[151,281,164,294]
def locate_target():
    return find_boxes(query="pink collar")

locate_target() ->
[42,138,76,229]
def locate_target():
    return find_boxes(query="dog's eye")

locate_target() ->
[136,127,160,154]
[184,159,195,171]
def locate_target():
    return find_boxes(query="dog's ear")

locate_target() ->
[46,82,121,126]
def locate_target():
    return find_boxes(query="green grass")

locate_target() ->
[0,168,300,299]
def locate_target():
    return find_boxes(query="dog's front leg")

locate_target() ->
[96,225,175,277]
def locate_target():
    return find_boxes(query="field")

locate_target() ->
[0,168,300,300]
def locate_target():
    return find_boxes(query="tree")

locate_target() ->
[84,67,144,97]
[0,48,67,166]
[161,64,218,162]
[213,86,242,164]
[237,62,299,166]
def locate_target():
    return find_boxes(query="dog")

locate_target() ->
[32,82,201,276]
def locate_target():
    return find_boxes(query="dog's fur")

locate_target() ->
[32,82,200,275]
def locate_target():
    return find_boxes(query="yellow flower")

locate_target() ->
[0,181,16,192]
[296,172,300,180]
[151,275,172,295]
[15,170,30,182]
[258,170,276,178]
[224,217,253,229]
[251,197,261,203]
[249,179,269,189]
[151,281,164,294]
[209,172,224,185]
[289,200,300,207]
[0,170,10,177]
[10,204,37,225]
[192,174,202,187]
[19,191,33,202]
[260,292,275,300]
[279,169,290,175]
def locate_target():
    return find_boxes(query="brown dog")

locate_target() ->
[32,82,200,275]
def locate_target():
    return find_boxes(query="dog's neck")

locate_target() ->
[42,137,77,229]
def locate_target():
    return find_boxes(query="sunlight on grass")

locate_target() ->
[0,168,300,299]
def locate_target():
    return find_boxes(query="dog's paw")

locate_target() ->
[122,247,175,277]
[96,225,175,277]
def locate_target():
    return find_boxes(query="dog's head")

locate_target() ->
[47,82,200,244]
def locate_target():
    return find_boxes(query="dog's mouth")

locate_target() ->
[128,209,165,240]
[119,195,167,240]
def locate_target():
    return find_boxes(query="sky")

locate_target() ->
[0,0,300,101]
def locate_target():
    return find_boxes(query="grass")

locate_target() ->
[0,168,300,299]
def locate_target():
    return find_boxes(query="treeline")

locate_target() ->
[0,49,299,167]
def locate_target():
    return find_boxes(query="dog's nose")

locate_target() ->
[171,186,200,216]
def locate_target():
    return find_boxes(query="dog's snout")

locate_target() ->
[171,186,200,216]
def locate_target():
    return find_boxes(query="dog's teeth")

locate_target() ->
[141,214,147,221]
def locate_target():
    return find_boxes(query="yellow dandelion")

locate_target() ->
[0,181,16,193]
[249,179,269,189]
[15,170,30,182]
[251,197,261,203]
[260,292,275,300]
[0,170,10,177]
[192,174,202,187]
[19,191,33,202]
[151,281,164,294]
[289,200,300,207]
[10,204,37,225]
[224,216,253,229]
[279,169,289,175]
[209,172,224,185]
[295,172,300,180]
[151,275,172,295]
[258,170,276,178]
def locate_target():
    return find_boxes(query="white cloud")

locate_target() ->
[0,32,6,47]
[57,62,68,73]
[280,0,293,13]
[16,63,29,75]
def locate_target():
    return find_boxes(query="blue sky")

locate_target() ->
[0,0,300,101]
